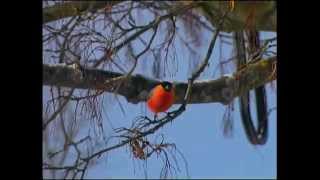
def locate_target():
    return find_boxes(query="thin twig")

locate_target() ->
[43,88,75,130]
[79,10,229,166]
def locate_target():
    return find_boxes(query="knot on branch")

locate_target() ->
[221,76,236,104]
[221,87,234,105]
[70,64,84,83]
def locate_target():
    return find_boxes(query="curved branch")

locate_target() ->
[235,30,269,145]
[244,29,269,145]
[43,56,276,105]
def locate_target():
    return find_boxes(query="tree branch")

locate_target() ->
[43,56,276,105]
[43,1,122,24]
[80,14,229,167]
[195,1,276,32]
[43,1,276,32]
[43,88,74,129]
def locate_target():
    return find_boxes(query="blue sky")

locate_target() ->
[84,87,276,179]
[43,3,277,178]
[82,28,277,178]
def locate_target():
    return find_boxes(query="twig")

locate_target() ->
[92,3,196,68]
[43,88,75,130]
[185,10,229,105]
[79,10,229,167]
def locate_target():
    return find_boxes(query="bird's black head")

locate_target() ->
[160,81,173,92]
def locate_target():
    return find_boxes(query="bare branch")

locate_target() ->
[43,1,277,179]
[43,88,74,130]
[43,1,122,24]
[51,13,230,171]
[43,56,276,105]
[91,2,197,69]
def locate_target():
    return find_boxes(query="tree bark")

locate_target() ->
[43,1,121,24]
[43,56,276,105]
[43,1,276,32]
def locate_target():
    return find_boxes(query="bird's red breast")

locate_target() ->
[147,82,175,114]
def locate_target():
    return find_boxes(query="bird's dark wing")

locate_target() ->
[147,86,155,101]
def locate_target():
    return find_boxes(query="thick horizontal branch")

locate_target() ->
[43,1,276,32]
[43,1,121,24]
[195,1,276,32]
[43,56,276,105]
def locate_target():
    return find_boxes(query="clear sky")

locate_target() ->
[43,3,277,178]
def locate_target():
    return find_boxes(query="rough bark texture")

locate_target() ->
[197,1,276,32]
[43,56,276,105]
[43,1,121,24]
[43,1,276,32]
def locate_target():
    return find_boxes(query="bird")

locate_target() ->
[147,81,175,119]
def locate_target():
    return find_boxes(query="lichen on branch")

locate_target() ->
[43,56,276,105]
